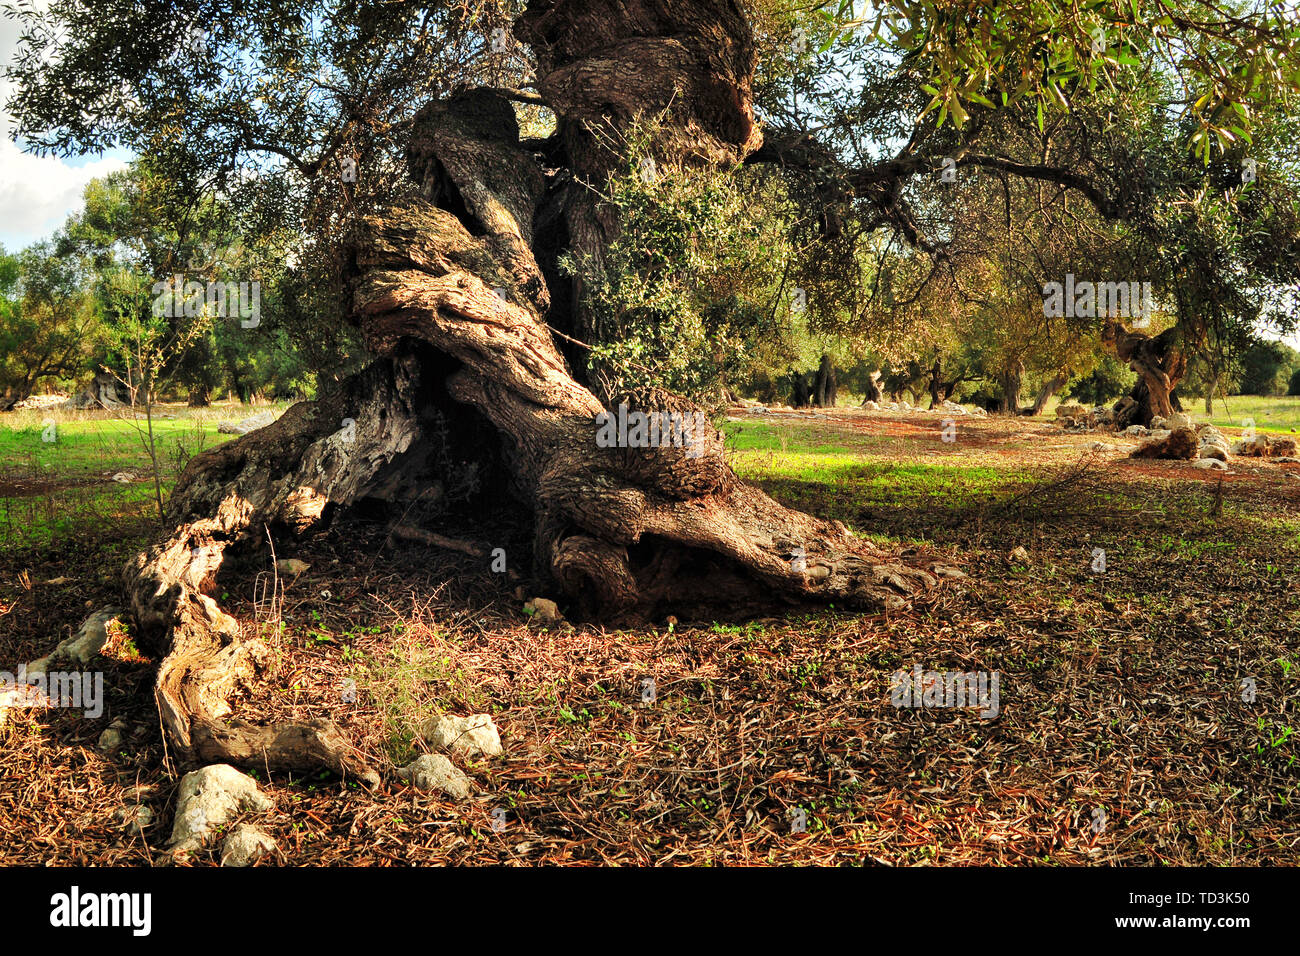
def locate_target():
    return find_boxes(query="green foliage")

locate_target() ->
[1067,353,1137,406]
[563,128,795,404]
[1237,339,1300,395]
[0,241,96,403]
[809,0,1300,163]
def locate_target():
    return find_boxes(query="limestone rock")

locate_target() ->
[1233,435,1298,457]
[1198,427,1230,461]
[216,410,278,435]
[1132,427,1197,461]
[221,824,280,866]
[275,558,310,576]
[524,597,562,623]
[114,805,156,834]
[420,713,503,760]
[167,764,274,852]
[27,606,123,677]
[395,754,474,800]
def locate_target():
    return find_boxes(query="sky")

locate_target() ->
[0,4,130,253]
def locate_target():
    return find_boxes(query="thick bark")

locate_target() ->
[125,356,463,784]
[927,358,967,409]
[120,0,949,781]
[790,370,812,408]
[1102,320,1187,428]
[349,92,940,617]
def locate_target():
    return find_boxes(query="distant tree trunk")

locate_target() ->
[999,362,1024,414]
[812,354,837,407]
[1204,372,1220,414]
[928,359,967,408]
[861,370,882,404]
[928,359,944,408]
[1027,370,1069,416]
[1102,320,1187,427]
[790,371,812,408]
[188,384,211,407]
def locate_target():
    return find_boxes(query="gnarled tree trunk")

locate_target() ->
[999,362,1024,415]
[1102,319,1187,427]
[122,0,949,782]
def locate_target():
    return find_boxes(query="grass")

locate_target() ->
[1041,392,1300,433]
[0,402,281,549]
[1201,394,1300,434]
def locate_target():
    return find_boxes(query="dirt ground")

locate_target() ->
[2,407,1297,865]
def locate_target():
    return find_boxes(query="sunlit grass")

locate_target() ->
[0,402,284,549]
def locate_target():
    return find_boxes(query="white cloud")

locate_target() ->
[0,134,128,250]
[0,0,129,251]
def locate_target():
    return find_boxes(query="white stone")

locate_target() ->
[113,805,155,833]
[167,764,274,851]
[27,606,123,677]
[221,824,279,866]
[420,713,503,759]
[396,754,474,800]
